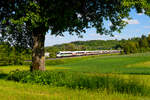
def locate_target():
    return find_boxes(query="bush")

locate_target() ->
[7,70,150,96]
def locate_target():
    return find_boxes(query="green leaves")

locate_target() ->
[122,0,150,15]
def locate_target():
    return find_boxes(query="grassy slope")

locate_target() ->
[55,53,150,74]
[0,53,150,100]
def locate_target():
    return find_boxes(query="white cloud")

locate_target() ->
[137,13,143,15]
[123,19,139,24]
[88,33,100,37]
[144,26,150,29]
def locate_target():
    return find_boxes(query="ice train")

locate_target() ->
[56,50,121,57]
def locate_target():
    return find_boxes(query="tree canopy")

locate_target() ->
[0,0,149,47]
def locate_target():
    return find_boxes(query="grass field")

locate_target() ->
[55,53,150,74]
[0,53,150,100]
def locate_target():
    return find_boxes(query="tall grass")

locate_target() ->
[7,70,150,96]
[1,79,149,100]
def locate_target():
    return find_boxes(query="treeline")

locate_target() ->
[119,35,150,54]
[0,42,31,66]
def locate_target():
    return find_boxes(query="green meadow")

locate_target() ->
[0,53,150,100]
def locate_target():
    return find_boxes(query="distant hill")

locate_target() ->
[45,39,121,52]
[71,40,120,50]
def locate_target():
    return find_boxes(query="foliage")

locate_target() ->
[0,0,142,46]
[147,34,150,47]
[0,0,148,47]
[120,35,150,54]
[45,47,59,58]
[7,70,150,96]
[0,42,11,65]
[0,42,31,66]
[122,41,138,54]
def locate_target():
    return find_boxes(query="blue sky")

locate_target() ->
[45,9,150,47]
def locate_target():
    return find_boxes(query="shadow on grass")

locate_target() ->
[123,72,150,75]
[0,73,8,79]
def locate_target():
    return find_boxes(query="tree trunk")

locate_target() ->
[31,30,45,71]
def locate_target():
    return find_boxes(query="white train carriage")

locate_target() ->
[56,50,121,58]
[74,51,86,56]
[56,51,75,57]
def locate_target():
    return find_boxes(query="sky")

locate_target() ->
[45,9,150,47]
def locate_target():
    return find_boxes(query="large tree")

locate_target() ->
[0,0,149,71]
